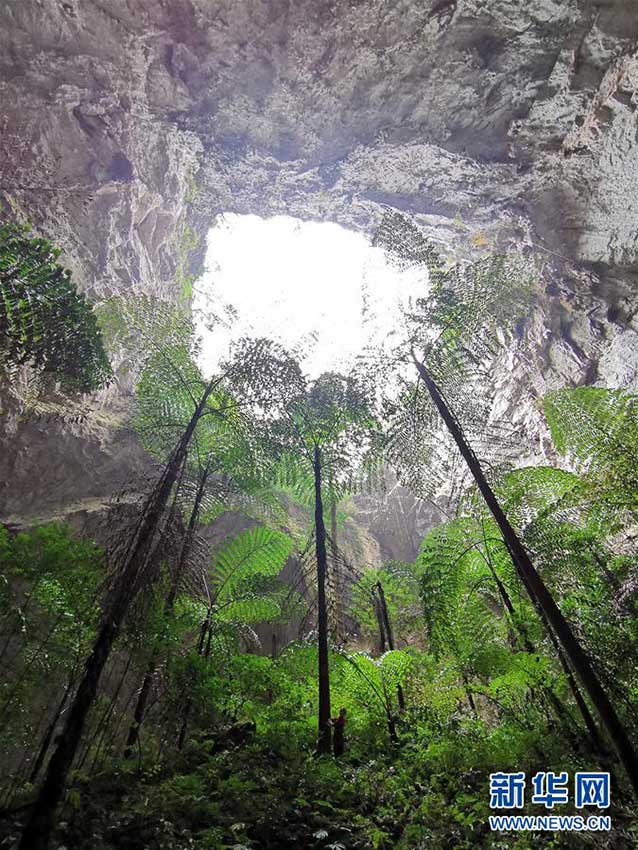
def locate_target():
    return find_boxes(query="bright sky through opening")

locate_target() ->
[194,214,427,378]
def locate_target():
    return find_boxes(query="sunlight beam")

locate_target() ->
[194,214,427,378]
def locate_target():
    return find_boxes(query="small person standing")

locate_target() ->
[330,707,347,757]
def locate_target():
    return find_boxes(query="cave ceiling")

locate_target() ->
[1,0,637,523]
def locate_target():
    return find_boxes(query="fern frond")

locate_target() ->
[0,221,112,394]
[211,527,293,599]
[544,387,638,516]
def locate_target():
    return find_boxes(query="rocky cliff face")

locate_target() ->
[1,0,637,533]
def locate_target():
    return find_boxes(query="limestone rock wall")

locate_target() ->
[1,0,637,534]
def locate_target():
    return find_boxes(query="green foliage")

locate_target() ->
[94,294,193,376]
[25,642,636,850]
[225,339,381,506]
[417,517,517,670]
[132,341,211,457]
[130,330,283,526]
[0,221,112,392]
[375,212,536,377]
[4,207,638,850]
[0,524,102,752]
[496,465,638,701]
[3,504,637,849]
[544,386,638,516]
[0,523,102,647]
[375,213,538,503]
[211,527,296,628]
[349,562,423,646]
[338,650,412,723]
[491,465,582,529]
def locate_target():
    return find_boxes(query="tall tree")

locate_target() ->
[418,510,605,753]
[373,581,406,710]
[18,371,221,850]
[123,460,209,759]
[228,341,380,753]
[175,525,295,748]
[350,562,422,652]
[19,326,270,848]
[375,212,638,795]
[121,333,279,757]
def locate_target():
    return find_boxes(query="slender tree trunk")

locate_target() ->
[372,589,387,654]
[487,534,608,756]
[518,565,606,756]
[460,670,477,715]
[177,612,213,750]
[19,380,217,850]
[177,702,191,751]
[314,445,332,754]
[123,459,190,759]
[28,669,77,786]
[483,548,600,754]
[329,499,342,638]
[88,654,133,776]
[374,581,405,711]
[177,609,211,750]
[543,614,606,754]
[413,356,638,796]
[123,670,154,760]
[386,710,398,744]
[124,464,210,759]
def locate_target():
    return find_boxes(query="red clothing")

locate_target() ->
[332,714,346,757]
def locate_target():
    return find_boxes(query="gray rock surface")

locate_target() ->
[1,0,637,545]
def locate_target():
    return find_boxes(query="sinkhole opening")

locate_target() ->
[193,213,426,378]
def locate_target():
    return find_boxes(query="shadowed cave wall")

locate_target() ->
[1,0,637,556]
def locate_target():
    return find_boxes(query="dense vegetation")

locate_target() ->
[0,222,112,394]
[2,216,638,848]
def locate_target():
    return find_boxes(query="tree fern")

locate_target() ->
[0,221,112,393]
[349,562,422,649]
[374,212,638,793]
[222,339,381,753]
[544,386,638,516]
[418,518,508,665]
[211,526,293,600]
[337,649,412,741]
[374,211,535,502]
